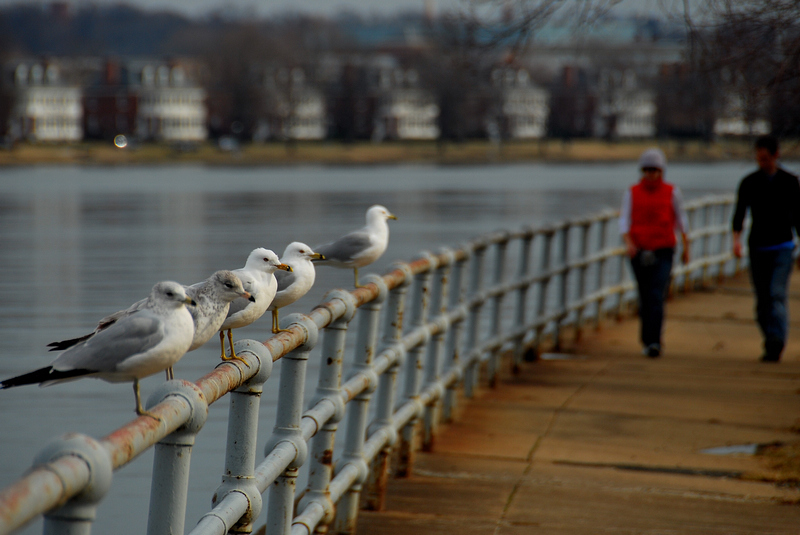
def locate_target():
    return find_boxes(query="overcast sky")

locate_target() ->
[0,0,688,19]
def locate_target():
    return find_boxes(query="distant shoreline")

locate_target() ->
[1,138,795,167]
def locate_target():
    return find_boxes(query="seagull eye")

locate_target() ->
[166,291,174,297]
[263,257,269,262]
[225,282,233,288]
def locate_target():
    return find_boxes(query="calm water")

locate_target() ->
[0,161,777,533]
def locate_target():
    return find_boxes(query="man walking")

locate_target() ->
[733,135,800,362]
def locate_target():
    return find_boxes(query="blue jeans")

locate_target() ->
[630,248,674,347]
[749,247,794,357]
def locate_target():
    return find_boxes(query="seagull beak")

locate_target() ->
[310,252,325,260]
[278,263,292,272]
[242,291,256,302]
[185,297,197,306]
[388,213,397,220]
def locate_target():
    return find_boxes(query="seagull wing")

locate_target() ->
[316,232,373,264]
[52,313,164,374]
[274,269,298,292]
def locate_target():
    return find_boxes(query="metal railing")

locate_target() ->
[0,194,739,535]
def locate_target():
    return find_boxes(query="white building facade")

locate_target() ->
[133,63,207,142]
[713,92,770,137]
[8,62,82,142]
[373,66,439,141]
[594,69,656,138]
[492,67,549,139]
[262,67,327,141]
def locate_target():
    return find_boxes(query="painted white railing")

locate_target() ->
[0,194,739,535]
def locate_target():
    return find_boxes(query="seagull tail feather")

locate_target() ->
[0,367,93,389]
[46,333,94,352]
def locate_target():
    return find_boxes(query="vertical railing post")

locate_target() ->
[683,205,697,292]
[35,434,113,535]
[442,250,467,422]
[512,228,534,372]
[264,314,318,535]
[297,290,357,535]
[464,243,487,398]
[487,235,509,387]
[396,253,435,478]
[363,263,413,511]
[209,341,273,534]
[533,230,554,358]
[615,218,629,321]
[331,276,387,535]
[145,381,209,535]
[422,249,453,451]
[574,221,591,342]
[716,201,726,279]
[720,200,733,279]
[701,204,711,287]
[553,224,570,351]
[594,216,609,330]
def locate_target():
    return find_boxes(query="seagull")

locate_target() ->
[268,242,323,333]
[183,270,253,369]
[219,248,291,360]
[47,270,253,378]
[314,204,397,288]
[1,281,195,418]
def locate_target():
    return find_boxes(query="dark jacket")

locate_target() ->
[732,167,800,249]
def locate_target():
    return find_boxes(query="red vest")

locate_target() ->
[629,180,677,250]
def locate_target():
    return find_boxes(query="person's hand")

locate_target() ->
[680,234,690,265]
[623,234,637,258]
[732,231,742,258]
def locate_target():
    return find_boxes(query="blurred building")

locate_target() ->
[6,60,82,142]
[490,66,549,139]
[83,60,138,140]
[130,61,207,142]
[257,66,326,141]
[371,62,439,141]
[593,68,655,139]
[655,62,715,139]
[324,54,439,141]
[548,66,596,139]
[82,59,207,143]
[713,90,770,137]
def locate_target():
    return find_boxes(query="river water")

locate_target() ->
[0,161,779,533]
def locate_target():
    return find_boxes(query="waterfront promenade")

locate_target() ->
[355,269,800,534]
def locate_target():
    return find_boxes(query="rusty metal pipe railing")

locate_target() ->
[0,195,738,535]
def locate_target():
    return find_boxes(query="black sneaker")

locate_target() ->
[645,344,661,358]
[760,353,780,363]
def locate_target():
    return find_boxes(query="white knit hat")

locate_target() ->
[639,148,666,171]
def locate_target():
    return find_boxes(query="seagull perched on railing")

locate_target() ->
[47,270,253,378]
[314,204,397,288]
[219,248,291,359]
[268,242,323,333]
[2,281,195,418]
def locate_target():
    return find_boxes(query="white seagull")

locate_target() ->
[314,205,397,288]
[47,270,253,378]
[219,248,291,359]
[2,281,196,418]
[267,242,323,333]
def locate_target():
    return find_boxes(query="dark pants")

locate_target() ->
[749,247,794,358]
[630,248,674,347]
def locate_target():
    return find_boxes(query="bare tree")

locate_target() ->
[679,0,800,136]
[454,0,624,53]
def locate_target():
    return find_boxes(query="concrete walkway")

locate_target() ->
[356,270,800,534]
